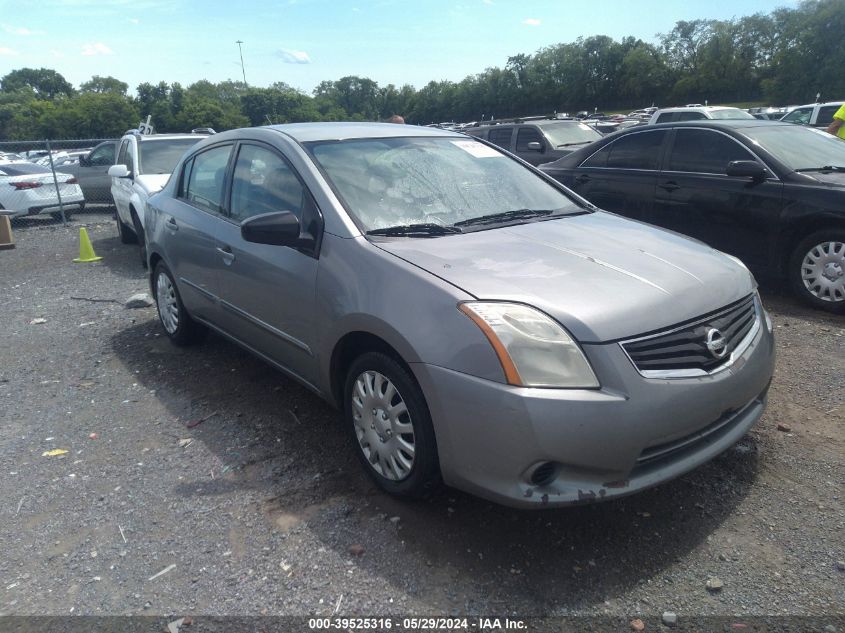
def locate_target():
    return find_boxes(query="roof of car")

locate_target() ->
[123,132,210,141]
[646,119,788,130]
[654,106,744,113]
[267,122,465,143]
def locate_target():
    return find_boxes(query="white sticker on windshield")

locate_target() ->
[450,140,503,158]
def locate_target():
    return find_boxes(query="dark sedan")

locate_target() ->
[539,120,845,313]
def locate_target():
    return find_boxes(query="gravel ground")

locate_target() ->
[0,213,843,625]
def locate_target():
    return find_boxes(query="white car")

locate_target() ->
[779,101,844,129]
[648,106,756,124]
[108,131,209,265]
[0,161,85,220]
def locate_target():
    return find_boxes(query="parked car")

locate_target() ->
[648,106,756,124]
[779,101,844,129]
[465,119,603,165]
[0,161,85,220]
[145,122,775,508]
[108,131,209,265]
[539,120,845,312]
[62,140,119,205]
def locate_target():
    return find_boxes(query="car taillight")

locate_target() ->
[11,181,43,190]
[65,177,78,184]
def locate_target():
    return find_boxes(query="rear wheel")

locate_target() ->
[789,230,845,313]
[153,262,206,346]
[344,352,440,499]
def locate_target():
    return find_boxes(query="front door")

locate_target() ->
[214,142,322,387]
[652,128,783,270]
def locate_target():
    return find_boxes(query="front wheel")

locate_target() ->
[344,352,440,499]
[153,262,206,345]
[789,230,845,313]
[132,212,147,268]
[116,214,137,244]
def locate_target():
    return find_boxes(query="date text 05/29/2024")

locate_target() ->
[308,617,527,630]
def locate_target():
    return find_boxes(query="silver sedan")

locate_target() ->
[145,123,775,508]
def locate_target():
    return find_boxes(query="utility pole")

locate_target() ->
[236,40,247,85]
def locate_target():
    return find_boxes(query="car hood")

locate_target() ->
[795,170,845,187]
[375,212,755,342]
[136,174,171,194]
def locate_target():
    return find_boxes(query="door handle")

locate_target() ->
[216,246,235,265]
[659,181,680,192]
[165,217,179,231]
[574,174,591,185]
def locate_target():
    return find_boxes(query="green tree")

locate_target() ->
[79,75,129,96]
[0,68,74,100]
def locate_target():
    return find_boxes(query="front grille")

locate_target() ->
[621,294,758,376]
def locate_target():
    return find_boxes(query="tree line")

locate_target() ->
[1,0,843,141]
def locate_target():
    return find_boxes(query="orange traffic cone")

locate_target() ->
[73,227,102,263]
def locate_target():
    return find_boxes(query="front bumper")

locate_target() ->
[411,310,775,508]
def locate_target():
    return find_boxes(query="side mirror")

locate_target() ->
[241,211,309,247]
[108,164,131,178]
[526,141,543,152]
[726,160,767,180]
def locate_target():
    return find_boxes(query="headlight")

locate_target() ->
[459,302,599,388]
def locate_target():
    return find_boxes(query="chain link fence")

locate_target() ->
[0,138,118,235]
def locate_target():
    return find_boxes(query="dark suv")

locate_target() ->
[465,119,602,166]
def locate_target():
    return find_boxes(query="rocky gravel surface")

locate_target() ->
[0,213,843,627]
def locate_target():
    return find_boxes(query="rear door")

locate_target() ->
[213,142,323,387]
[567,128,668,223]
[652,127,783,268]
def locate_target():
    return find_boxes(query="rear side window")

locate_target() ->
[230,144,306,223]
[582,130,666,170]
[180,145,232,215]
[655,113,676,124]
[487,127,513,149]
[515,127,543,152]
[666,129,756,174]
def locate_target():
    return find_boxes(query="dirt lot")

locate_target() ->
[1,212,843,626]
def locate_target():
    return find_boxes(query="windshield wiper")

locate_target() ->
[366,223,462,237]
[795,165,845,173]
[453,208,556,228]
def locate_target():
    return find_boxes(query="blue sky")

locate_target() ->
[0,0,797,95]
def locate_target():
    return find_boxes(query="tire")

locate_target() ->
[51,210,73,222]
[344,352,440,499]
[116,214,137,244]
[152,262,207,346]
[788,230,845,314]
[131,211,147,268]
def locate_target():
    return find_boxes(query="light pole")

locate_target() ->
[236,40,247,85]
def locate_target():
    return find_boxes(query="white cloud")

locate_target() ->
[3,24,42,35]
[276,48,311,64]
[523,18,541,26]
[0,47,20,56]
[81,42,114,56]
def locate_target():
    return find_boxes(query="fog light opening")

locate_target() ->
[529,461,558,487]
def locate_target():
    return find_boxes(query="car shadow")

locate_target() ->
[109,318,762,612]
